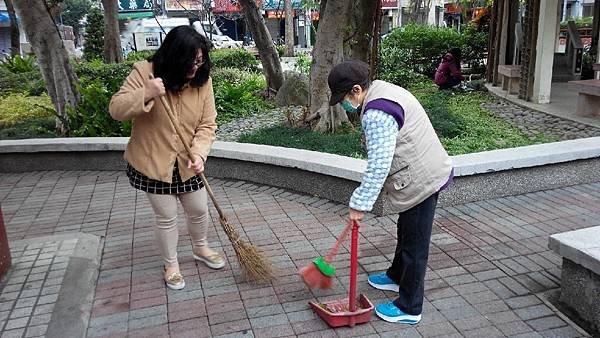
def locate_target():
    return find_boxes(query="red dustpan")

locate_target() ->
[309,220,374,327]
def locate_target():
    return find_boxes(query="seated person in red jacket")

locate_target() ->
[434,48,465,90]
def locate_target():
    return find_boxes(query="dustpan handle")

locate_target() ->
[349,220,359,313]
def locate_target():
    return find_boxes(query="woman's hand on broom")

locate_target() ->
[144,77,165,102]
[348,208,364,222]
[188,158,204,174]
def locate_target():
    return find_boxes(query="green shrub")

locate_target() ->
[126,50,155,62]
[0,93,54,127]
[561,16,593,28]
[0,55,37,73]
[379,23,489,82]
[70,60,136,137]
[210,48,259,71]
[74,59,135,94]
[294,53,311,75]
[0,117,56,140]
[211,67,252,86]
[212,68,273,124]
[68,82,131,137]
[378,55,429,88]
[461,24,488,74]
[0,67,46,96]
[381,24,464,78]
[276,45,285,58]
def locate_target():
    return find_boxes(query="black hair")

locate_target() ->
[359,80,371,90]
[150,25,211,92]
[449,48,462,62]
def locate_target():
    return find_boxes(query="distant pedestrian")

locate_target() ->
[434,48,465,90]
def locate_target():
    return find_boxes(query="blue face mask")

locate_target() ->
[341,99,359,113]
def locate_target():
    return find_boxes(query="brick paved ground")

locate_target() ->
[1,171,599,337]
[0,237,76,337]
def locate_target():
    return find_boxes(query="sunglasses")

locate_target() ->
[193,57,204,67]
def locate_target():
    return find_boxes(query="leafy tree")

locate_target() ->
[12,0,80,134]
[59,0,93,45]
[83,7,104,61]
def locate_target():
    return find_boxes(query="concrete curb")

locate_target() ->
[1,138,600,215]
[41,233,102,338]
[2,137,600,179]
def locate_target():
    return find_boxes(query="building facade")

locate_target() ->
[0,2,26,56]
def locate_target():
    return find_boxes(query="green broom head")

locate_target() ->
[312,256,335,277]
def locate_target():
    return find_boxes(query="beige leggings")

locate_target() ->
[146,188,209,268]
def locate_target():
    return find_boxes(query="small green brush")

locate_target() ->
[300,222,353,289]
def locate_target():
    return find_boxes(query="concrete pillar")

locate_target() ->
[532,0,560,104]
[498,0,511,66]
[596,38,600,79]
[572,0,584,18]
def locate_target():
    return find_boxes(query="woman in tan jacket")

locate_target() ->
[109,26,224,290]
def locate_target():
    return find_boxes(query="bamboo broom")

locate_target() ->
[153,79,274,283]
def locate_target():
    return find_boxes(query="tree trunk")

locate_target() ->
[592,0,600,59]
[239,0,284,91]
[344,0,380,62]
[369,2,382,80]
[284,0,294,57]
[102,0,123,63]
[409,0,422,23]
[307,0,351,132]
[4,0,20,56]
[13,0,79,135]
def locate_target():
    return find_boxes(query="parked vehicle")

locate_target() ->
[192,21,242,49]
[120,17,242,52]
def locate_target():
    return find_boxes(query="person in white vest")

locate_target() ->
[328,60,454,324]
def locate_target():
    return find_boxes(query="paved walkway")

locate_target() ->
[1,171,599,337]
[487,82,600,129]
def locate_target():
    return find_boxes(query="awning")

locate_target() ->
[0,11,11,27]
[118,11,154,20]
[262,0,302,10]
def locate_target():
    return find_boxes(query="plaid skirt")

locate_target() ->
[126,162,204,194]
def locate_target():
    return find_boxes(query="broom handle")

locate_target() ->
[151,80,227,219]
[349,220,359,313]
[324,220,353,263]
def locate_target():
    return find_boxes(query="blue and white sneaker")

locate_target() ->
[368,272,399,292]
[375,301,421,324]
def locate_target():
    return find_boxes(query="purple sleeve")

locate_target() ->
[364,99,404,130]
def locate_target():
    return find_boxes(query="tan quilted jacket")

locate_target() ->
[109,61,217,183]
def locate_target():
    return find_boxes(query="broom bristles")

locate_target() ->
[300,262,332,289]
[219,217,275,283]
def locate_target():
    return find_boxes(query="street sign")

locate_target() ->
[119,0,154,12]
[381,0,398,9]
[165,0,204,11]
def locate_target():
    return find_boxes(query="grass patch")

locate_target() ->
[413,85,557,155]
[239,84,558,157]
[238,124,365,158]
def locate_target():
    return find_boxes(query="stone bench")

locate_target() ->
[497,65,521,95]
[568,79,600,117]
[549,226,600,332]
